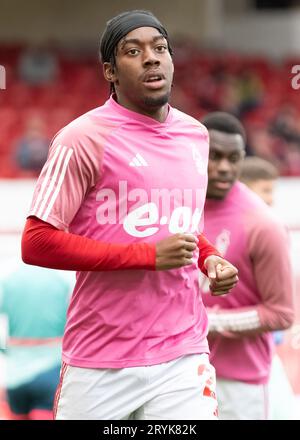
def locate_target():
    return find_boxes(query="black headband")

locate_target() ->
[100,10,172,64]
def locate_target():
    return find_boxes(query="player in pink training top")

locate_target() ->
[200,112,294,420]
[22,11,238,420]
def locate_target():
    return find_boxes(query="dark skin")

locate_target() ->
[103,26,174,123]
[206,130,246,200]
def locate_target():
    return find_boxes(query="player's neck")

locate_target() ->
[114,95,169,123]
[139,105,169,123]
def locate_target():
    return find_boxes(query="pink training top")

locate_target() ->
[201,182,294,384]
[29,96,211,368]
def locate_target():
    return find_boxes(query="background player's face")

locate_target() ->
[104,27,174,115]
[206,129,245,199]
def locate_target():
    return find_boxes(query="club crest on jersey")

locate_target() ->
[192,145,207,176]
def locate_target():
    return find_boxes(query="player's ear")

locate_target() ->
[103,62,118,85]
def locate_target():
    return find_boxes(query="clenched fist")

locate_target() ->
[204,255,239,296]
[155,234,198,270]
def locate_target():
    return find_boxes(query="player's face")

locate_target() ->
[104,27,174,118]
[207,130,245,200]
[246,179,275,206]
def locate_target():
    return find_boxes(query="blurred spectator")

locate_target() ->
[18,45,59,86]
[1,42,300,177]
[217,73,241,116]
[284,142,300,175]
[237,70,263,116]
[0,263,72,420]
[268,105,300,175]
[270,104,300,145]
[14,115,49,173]
[245,122,291,173]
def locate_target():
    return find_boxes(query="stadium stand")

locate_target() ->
[1,43,300,177]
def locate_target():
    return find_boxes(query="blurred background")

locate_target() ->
[0,0,300,419]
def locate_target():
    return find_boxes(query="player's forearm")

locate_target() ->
[256,303,294,333]
[244,220,295,335]
[208,307,261,337]
[207,303,294,337]
[197,234,221,275]
[21,217,156,271]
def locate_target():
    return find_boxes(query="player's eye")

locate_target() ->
[209,151,222,161]
[127,48,140,56]
[229,153,243,163]
[155,45,167,53]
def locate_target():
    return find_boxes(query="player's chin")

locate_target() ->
[142,90,170,107]
[208,187,230,200]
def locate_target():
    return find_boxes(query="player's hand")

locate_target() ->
[155,233,198,270]
[204,255,238,296]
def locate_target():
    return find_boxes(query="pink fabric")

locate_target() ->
[29,96,210,368]
[201,182,294,384]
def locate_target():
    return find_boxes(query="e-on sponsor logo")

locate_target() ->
[96,181,205,237]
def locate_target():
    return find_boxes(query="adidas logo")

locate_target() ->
[129,153,149,167]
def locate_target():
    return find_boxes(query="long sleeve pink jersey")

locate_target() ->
[27,96,211,368]
[201,182,294,384]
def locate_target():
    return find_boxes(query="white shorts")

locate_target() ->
[216,378,269,420]
[54,354,218,420]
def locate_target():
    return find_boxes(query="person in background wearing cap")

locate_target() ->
[21,10,238,420]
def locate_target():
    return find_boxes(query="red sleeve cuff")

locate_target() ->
[197,234,221,275]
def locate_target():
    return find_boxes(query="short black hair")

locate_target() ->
[201,112,247,143]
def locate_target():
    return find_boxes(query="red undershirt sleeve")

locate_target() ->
[197,234,222,275]
[21,217,156,271]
